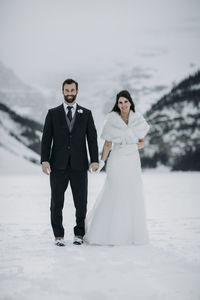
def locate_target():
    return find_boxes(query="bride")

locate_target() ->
[84,90,150,246]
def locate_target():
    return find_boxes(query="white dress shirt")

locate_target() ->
[63,102,77,119]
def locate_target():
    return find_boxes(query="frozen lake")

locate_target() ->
[0,170,200,299]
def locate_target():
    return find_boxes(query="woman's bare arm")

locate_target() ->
[101,141,112,161]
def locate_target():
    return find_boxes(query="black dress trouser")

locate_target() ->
[50,159,88,238]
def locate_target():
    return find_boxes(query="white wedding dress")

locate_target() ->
[84,110,150,246]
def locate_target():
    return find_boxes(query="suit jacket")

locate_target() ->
[41,103,99,170]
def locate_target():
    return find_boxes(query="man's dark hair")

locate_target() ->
[62,78,78,91]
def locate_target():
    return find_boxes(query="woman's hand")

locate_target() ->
[138,139,145,149]
[96,160,105,173]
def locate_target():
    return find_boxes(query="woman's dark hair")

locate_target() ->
[62,78,78,91]
[111,90,135,113]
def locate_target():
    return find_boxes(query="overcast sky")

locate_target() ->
[0,0,200,90]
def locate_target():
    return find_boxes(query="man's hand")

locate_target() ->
[89,162,99,172]
[138,139,145,150]
[42,161,51,175]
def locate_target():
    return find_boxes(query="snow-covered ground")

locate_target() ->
[0,169,200,300]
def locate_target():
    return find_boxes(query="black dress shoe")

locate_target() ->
[73,236,83,245]
[55,238,65,246]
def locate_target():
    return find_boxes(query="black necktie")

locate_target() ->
[67,106,73,121]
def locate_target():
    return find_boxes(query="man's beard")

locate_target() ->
[64,94,77,103]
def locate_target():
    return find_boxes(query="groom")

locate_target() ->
[41,78,99,246]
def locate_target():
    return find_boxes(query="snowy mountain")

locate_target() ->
[1,60,199,171]
[141,70,200,170]
[0,61,52,123]
[0,102,43,165]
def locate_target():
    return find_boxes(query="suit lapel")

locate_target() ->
[71,104,83,133]
[58,104,70,132]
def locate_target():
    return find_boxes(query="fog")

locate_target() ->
[0,0,200,90]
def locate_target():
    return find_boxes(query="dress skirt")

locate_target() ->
[84,143,149,245]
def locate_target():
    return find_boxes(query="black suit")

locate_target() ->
[41,103,99,237]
